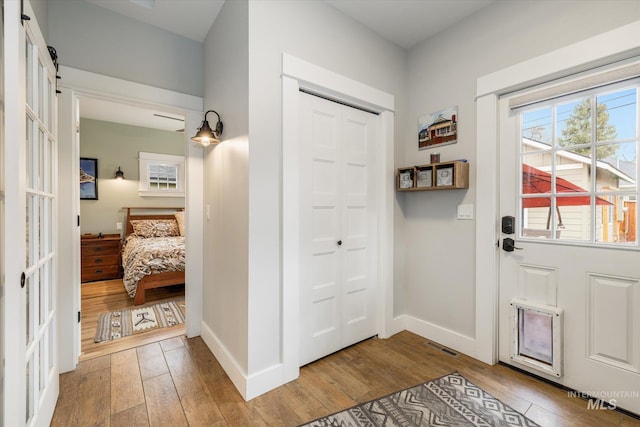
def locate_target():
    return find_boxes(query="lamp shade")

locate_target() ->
[191,110,223,147]
[114,166,125,180]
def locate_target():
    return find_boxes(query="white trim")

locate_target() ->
[200,321,248,397]
[282,53,395,386]
[476,20,640,366]
[477,21,640,98]
[57,67,204,370]
[403,315,476,356]
[60,66,202,113]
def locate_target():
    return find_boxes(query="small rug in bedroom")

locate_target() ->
[94,299,185,343]
[299,372,540,427]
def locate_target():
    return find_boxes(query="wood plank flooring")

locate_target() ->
[53,331,640,426]
[80,279,185,361]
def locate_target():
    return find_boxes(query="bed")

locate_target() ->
[122,207,186,305]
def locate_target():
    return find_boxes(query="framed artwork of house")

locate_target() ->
[418,106,458,150]
[80,157,98,200]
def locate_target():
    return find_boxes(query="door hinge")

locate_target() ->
[20,0,31,24]
[78,311,81,323]
[77,215,80,227]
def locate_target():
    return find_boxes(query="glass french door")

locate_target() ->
[3,0,59,425]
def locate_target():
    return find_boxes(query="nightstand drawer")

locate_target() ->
[81,242,119,255]
[81,265,120,282]
[81,254,119,267]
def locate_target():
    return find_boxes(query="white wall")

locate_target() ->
[79,119,185,235]
[246,0,406,386]
[404,1,640,345]
[202,0,250,374]
[48,0,203,96]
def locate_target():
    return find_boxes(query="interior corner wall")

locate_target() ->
[202,0,250,375]
[47,0,203,97]
[404,1,640,347]
[247,0,407,382]
[79,119,184,236]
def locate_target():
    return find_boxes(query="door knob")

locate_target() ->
[502,238,523,252]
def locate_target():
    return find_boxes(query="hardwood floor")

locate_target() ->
[53,330,640,426]
[80,279,186,361]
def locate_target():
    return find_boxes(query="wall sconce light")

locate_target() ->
[114,166,125,180]
[191,110,223,147]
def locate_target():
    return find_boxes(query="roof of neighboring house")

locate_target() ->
[523,138,636,185]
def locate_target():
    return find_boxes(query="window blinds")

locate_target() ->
[508,59,640,111]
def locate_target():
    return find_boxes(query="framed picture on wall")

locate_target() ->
[80,157,98,200]
[418,105,458,150]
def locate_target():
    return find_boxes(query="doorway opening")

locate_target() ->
[76,95,189,360]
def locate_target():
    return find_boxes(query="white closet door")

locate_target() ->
[299,92,378,365]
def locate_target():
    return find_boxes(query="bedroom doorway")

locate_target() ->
[77,96,188,360]
[56,69,205,371]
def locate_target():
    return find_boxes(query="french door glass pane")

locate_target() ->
[596,142,636,192]
[38,60,44,119]
[26,38,33,109]
[25,274,31,346]
[26,357,33,424]
[39,129,45,191]
[26,117,33,189]
[39,266,45,326]
[40,333,47,393]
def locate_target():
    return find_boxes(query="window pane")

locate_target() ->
[522,198,556,239]
[596,88,636,142]
[557,97,592,150]
[595,142,636,193]
[522,106,552,147]
[557,197,591,242]
[553,151,591,194]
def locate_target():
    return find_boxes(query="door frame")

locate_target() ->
[475,21,640,364]
[281,53,398,382]
[57,66,204,372]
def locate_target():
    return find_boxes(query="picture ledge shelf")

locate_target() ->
[397,160,469,192]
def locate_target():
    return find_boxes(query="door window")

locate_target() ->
[518,82,639,245]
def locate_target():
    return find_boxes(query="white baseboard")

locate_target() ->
[200,321,248,398]
[401,315,476,357]
[200,321,285,401]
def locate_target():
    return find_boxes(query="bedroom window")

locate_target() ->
[138,152,185,197]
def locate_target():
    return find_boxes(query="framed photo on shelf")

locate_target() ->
[80,157,98,200]
[436,166,454,187]
[399,169,413,189]
[416,168,432,188]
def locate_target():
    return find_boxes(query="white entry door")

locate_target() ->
[498,78,640,415]
[3,1,59,425]
[299,92,378,365]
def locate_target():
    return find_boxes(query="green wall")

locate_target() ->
[79,118,185,236]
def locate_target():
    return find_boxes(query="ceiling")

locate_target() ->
[80,0,495,130]
[79,96,186,132]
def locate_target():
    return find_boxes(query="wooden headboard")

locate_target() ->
[123,207,184,236]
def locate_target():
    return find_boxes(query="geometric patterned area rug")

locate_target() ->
[94,299,185,343]
[299,372,540,427]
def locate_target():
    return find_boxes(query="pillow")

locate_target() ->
[174,211,185,236]
[130,219,179,238]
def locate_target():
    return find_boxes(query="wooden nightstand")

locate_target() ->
[81,234,122,282]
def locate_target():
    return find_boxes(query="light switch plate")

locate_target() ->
[457,204,473,220]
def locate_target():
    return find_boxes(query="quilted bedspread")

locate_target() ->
[122,235,185,298]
